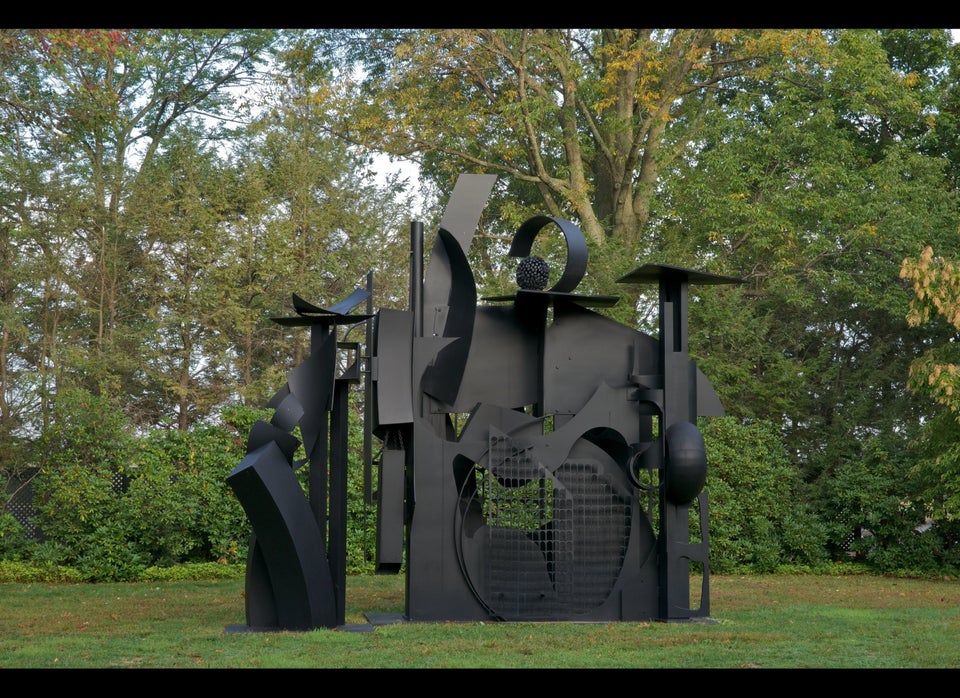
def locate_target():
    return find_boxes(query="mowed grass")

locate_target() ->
[1,573,957,668]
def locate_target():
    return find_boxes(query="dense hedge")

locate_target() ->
[701,417,829,574]
[22,390,254,581]
[1,389,956,582]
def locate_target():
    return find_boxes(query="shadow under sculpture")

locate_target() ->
[227,173,741,631]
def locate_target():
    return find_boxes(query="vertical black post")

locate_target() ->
[657,273,691,620]
[618,262,740,623]
[406,220,423,611]
[329,375,350,626]
[411,221,423,337]
[309,326,331,540]
[364,270,374,504]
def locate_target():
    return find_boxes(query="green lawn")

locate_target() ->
[1,573,957,668]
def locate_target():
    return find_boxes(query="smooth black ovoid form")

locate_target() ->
[227,173,741,630]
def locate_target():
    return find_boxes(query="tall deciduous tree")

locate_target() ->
[217,32,416,404]
[126,123,241,429]
[0,29,276,427]
[313,29,827,289]
[0,30,86,481]
[660,30,960,553]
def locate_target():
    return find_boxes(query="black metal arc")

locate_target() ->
[508,216,588,294]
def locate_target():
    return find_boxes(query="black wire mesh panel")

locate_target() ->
[461,433,632,621]
[5,468,41,540]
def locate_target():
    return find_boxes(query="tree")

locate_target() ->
[0,29,277,429]
[666,30,960,465]
[217,32,418,403]
[311,30,833,292]
[126,123,243,429]
[661,29,960,566]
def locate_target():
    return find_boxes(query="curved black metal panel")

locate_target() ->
[437,173,498,252]
[227,442,337,630]
[270,391,304,433]
[246,419,300,463]
[443,304,540,412]
[288,336,336,459]
[509,216,589,294]
[421,227,477,405]
[241,537,276,629]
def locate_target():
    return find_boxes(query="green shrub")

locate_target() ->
[0,512,35,561]
[127,424,251,566]
[0,559,84,583]
[702,416,829,574]
[30,388,135,574]
[342,416,378,575]
[141,561,245,581]
[22,392,252,580]
[0,559,244,583]
[815,432,956,575]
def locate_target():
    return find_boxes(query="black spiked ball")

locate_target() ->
[517,255,550,291]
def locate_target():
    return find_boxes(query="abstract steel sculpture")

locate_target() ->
[227,174,741,631]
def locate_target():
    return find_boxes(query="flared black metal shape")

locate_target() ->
[227,290,370,631]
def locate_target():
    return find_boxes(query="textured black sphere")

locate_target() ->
[517,256,550,290]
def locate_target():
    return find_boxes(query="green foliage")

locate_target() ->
[23,394,251,580]
[865,521,960,576]
[702,417,828,574]
[30,388,137,578]
[0,559,84,583]
[8,394,378,580]
[0,512,34,561]
[911,409,960,532]
[0,559,244,583]
[220,404,273,436]
[813,431,958,576]
[126,424,250,567]
[646,30,960,579]
[141,562,245,581]
[342,415,379,575]
[900,245,960,527]
[658,30,959,500]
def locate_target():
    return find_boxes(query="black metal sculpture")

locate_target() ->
[227,174,740,631]
[226,289,370,630]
